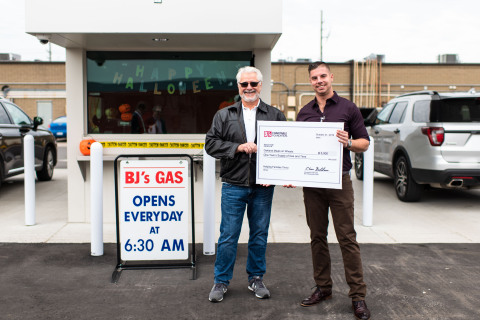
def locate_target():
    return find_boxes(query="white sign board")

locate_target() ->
[119,159,189,261]
[256,121,344,189]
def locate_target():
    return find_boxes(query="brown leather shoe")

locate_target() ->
[300,286,332,307]
[352,300,371,320]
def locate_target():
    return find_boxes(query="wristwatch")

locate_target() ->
[346,139,352,149]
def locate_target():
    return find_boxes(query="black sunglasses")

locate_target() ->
[238,81,261,88]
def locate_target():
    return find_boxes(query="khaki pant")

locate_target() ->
[303,174,367,301]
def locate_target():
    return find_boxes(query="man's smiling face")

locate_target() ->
[238,72,262,103]
[309,65,334,97]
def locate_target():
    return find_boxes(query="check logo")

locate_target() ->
[264,131,272,137]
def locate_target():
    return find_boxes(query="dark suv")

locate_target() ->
[0,97,57,187]
[355,90,480,201]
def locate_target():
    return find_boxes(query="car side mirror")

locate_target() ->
[364,110,378,126]
[33,116,43,130]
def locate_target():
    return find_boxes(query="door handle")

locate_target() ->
[20,127,30,134]
[394,129,400,134]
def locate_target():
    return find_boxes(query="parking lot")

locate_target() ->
[1,157,479,319]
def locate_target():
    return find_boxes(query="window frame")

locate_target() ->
[388,101,408,124]
[85,51,254,135]
[3,101,32,126]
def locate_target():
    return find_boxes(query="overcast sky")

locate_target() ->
[1,0,479,63]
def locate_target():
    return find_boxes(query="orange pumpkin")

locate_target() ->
[121,112,133,121]
[79,139,96,156]
[118,103,131,113]
[218,100,232,110]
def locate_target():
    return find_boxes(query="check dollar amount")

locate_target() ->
[256,121,344,189]
[263,146,331,159]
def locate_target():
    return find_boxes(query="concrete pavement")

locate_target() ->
[1,168,479,244]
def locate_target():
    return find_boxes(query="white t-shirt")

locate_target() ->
[242,101,259,143]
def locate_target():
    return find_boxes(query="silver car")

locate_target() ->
[355,90,480,201]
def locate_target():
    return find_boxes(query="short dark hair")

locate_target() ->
[308,61,331,73]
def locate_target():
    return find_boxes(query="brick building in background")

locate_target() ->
[272,61,480,120]
[2,61,480,123]
[0,61,66,127]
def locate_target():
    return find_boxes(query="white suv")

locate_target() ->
[355,90,480,201]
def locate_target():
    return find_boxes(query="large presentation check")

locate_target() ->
[256,121,344,189]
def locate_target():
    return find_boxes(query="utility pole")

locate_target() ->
[319,10,329,61]
[320,10,323,61]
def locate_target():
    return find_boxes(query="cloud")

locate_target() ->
[1,0,479,63]
[273,0,480,63]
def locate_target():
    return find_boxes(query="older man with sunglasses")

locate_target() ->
[205,66,286,302]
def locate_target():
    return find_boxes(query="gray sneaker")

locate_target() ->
[209,283,228,302]
[248,276,270,299]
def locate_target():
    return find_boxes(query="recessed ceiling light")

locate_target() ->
[152,38,169,42]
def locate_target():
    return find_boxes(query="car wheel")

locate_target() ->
[394,155,422,202]
[354,153,364,180]
[37,146,55,181]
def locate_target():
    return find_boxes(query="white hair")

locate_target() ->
[236,66,263,83]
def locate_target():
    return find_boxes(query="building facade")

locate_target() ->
[4,61,480,123]
[271,62,480,119]
[24,0,282,223]
[0,62,66,127]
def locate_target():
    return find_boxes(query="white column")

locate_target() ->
[90,142,104,256]
[363,137,374,226]
[253,49,272,104]
[24,135,35,226]
[203,149,216,255]
[66,48,87,222]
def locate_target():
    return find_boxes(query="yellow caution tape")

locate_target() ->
[99,141,205,149]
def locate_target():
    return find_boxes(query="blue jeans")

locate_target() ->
[214,183,275,285]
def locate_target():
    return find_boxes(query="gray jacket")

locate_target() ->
[205,100,286,186]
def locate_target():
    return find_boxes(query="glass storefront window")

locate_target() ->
[86,51,252,134]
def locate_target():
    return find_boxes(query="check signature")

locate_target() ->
[304,166,328,175]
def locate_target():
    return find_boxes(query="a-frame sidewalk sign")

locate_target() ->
[112,154,196,282]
